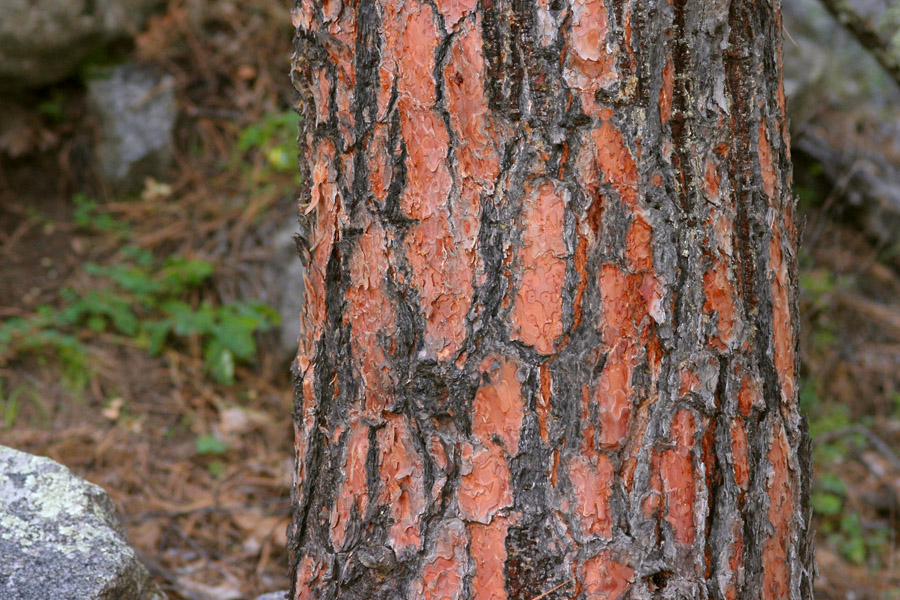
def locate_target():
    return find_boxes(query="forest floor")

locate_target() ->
[1,1,900,599]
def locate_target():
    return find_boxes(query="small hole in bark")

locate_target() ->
[593,354,607,377]
[549,0,564,11]
[648,570,672,590]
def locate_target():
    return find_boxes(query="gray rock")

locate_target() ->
[267,221,307,358]
[255,592,288,600]
[0,0,158,89]
[86,63,176,192]
[784,0,900,246]
[0,445,165,600]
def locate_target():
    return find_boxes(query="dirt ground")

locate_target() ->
[1,2,900,599]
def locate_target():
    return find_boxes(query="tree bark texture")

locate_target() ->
[288,1,814,599]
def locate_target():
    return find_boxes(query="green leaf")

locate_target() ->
[811,492,842,516]
[71,194,127,232]
[142,320,172,355]
[237,124,264,152]
[818,473,847,495]
[121,246,154,267]
[212,317,257,361]
[207,459,227,478]
[841,535,867,565]
[195,434,228,455]
[204,340,235,384]
[87,315,107,332]
[163,301,215,336]
[158,258,214,294]
[106,302,139,336]
[800,270,835,296]
[840,513,863,536]
[238,302,280,328]
[266,146,293,171]
[56,299,90,325]
[38,92,67,123]
[1,383,20,429]
[101,265,162,297]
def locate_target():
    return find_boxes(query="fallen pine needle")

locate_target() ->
[530,578,574,600]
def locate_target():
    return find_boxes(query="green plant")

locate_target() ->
[207,460,227,478]
[72,194,129,233]
[891,392,900,419]
[236,110,302,182]
[808,403,861,465]
[811,473,846,517]
[0,250,278,386]
[0,382,48,428]
[799,268,854,314]
[195,434,228,455]
[0,308,93,395]
[0,381,19,428]
[85,255,277,383]
[806,404,894,568]
[823,512,891,567]
[150,299,278,384]
[37,91,68,124]
[813,470,891,567]
[799,379,821,414]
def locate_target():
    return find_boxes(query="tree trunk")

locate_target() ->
[287,1,814,599]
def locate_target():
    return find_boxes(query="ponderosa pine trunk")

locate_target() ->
[287,1,814,598]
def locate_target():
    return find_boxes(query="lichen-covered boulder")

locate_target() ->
[0,445,165,600]
[0,0,158,89]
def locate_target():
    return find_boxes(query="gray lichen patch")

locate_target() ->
[0,445,165,600]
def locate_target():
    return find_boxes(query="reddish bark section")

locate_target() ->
[537,365,552,444]
[661,409,697,546]
[730,419,749,492]
[389,5,475,361]
[435,0,477,29]
[596,265,654,449]
[296,141,339,376]
[473,358,524,454]
[582,552,634,600]
[469,517,510,600]
[330,421,369,549]
[659,53,674,126]
[762,425,794,600]
[592,121,638,205]
[738,372,765,417]
[415,520,468,600]
[510,183,567,354]
[758,121,777,201]
[378,417,426,556]
[568,454,614,539]
[565,0,616,115]
[703,257,736,350]
[458,442,513,524]
[769,231,796,407]
[294,556,324,600]
[346,218,396,419]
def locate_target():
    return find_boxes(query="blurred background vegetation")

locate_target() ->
[1,0,900,598]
